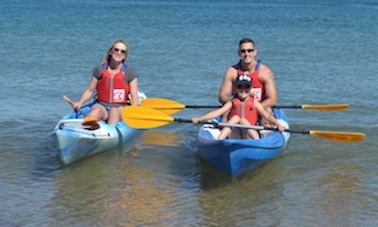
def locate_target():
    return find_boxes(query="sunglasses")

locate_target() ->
[113,47,126,54]
[237,84,251,89]
[240,49,254,53]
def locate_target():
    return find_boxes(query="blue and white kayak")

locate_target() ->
[53,104,142,165]
[196,109,290,177]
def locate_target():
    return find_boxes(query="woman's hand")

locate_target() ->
[72,102,82,110]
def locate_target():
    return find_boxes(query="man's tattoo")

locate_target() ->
[269,72,275,81]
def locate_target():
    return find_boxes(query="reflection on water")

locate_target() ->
[198,157,287,226]
[29,137,62,182]
[48,130,203,225]
[141,130,181,147]
[1,120,377,225]
[99,166,181,225]
[50,151,122,224]
[317,164,366,224]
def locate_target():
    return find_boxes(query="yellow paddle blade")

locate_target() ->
[141,98,185,114]
[121,106,175,129]
[301,104,350,111]
[309,130,366,143]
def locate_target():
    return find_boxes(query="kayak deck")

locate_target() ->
[54,104,142,165]
[196,109,290,177]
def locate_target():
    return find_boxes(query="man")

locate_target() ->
[219,38,277,110]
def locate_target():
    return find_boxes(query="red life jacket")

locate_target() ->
[235,60,264,101]
[228,95,258,125]
[96,64,130,104]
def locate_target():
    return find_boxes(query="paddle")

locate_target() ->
[121,106,366,143]
[62,96,100,129]
[62,96,85,116]
[141,98,350,114]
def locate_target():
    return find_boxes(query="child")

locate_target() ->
[192,75,285,140]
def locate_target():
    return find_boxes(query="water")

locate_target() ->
[1,0,377,225]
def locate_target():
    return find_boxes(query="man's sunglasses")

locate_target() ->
[240,49,254,53]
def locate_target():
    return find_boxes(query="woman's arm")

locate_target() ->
[128,78,138,106]
[73,77,97,109]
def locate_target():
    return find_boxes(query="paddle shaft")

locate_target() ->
[140,98,350,114]
[184,105,302,109]
[62,96,86,116]
[274,105,302,109]
[172,104,340,110]
[175,118,365,142]
[174,118,297,133]
[185,105,221,109]
[175,118,367,138]
[121,107,365,143]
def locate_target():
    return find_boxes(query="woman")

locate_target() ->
[73,39,139,126]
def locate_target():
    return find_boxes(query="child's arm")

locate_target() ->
[255,100,285,131]
[192,102,232,123]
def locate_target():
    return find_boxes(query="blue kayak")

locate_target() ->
[196,109,290,177]
[53,103,142,165]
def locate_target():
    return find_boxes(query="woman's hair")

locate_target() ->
[101,39,129,64]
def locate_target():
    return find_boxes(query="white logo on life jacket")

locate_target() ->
[251,88,262,101]
[113,89,126,102]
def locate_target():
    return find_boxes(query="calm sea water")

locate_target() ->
[1,0,377,225]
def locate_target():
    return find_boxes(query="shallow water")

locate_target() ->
[1,0,377,225]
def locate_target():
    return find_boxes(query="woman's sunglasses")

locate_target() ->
[113,47,126,54]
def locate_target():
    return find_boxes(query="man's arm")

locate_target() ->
[259,66,277,108]
[218,67,236,104]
